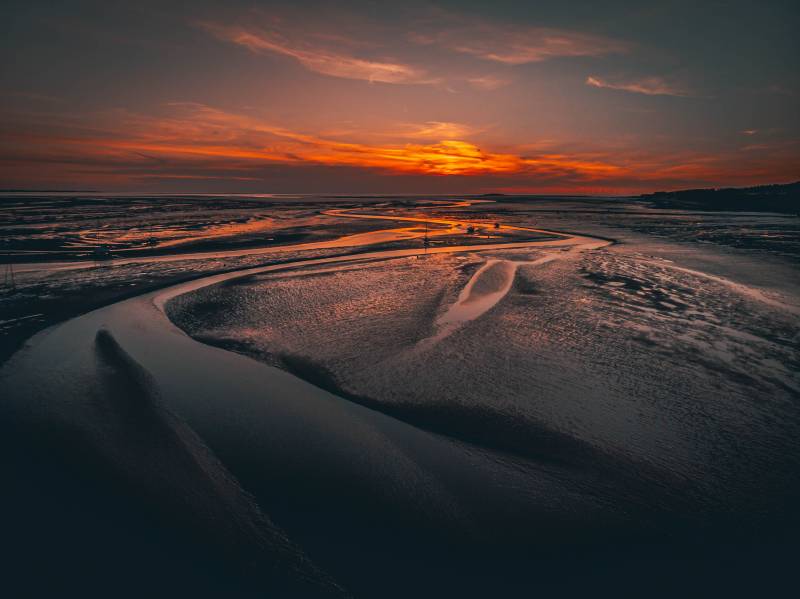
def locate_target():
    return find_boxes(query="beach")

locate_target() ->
[2,194,799,596]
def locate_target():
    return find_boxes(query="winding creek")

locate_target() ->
[1,204,614,595]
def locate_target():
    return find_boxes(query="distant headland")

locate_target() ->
[639,181,799,213]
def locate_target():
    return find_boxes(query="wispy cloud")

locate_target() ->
[585,75,692,97]
[200,22,433,85]
[7,104,795,193]
[392,121,479,140]
[200,10,627,89]
[466,75,510,90]
[0,104,623,180]
[410,14,628,65]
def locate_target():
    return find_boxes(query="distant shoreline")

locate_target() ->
[638,181,799,214]
[0,189,99,193]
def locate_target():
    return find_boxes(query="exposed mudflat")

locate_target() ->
[171,243,800,507]
[168,204,800,595]
[3,195,800,597]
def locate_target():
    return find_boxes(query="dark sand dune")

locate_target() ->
[1,329,346,598]
[281,352,662,477]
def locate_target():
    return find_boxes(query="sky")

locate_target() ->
[1,0,798,194]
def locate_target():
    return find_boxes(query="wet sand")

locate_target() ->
[2,196,799,597]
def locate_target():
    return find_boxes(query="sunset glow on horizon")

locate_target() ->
[2,0,798,194]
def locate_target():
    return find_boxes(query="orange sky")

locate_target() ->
[1,1,798,193]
